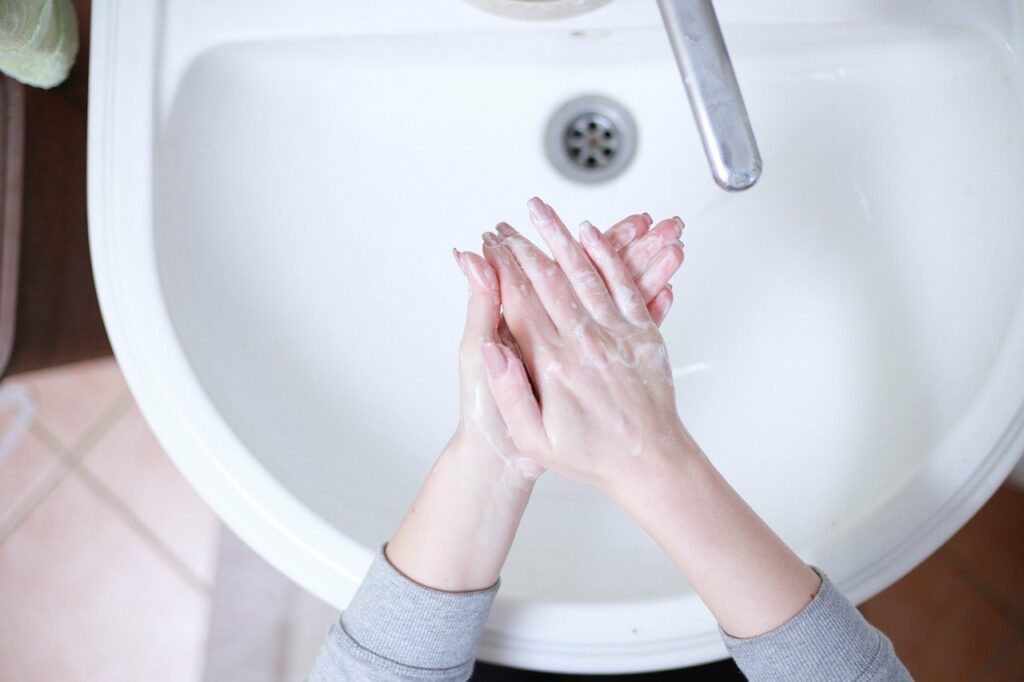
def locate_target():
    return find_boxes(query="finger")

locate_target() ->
[494,221,517,240]
[647,286,674,327]
[495,222,590,332]
[497,317,517,349]
[481,342,548,457]
[526,197,618,325]
[605,213,653,252]
[579,220,652,327]
[636,241,685,304]
[621,217,684,278]
[482,231,558,342]
[454,249,500,345]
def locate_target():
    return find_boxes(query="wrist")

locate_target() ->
[600,434,822,639]
[603,439,709,519]
[443,430,538,499]
[386,434,535,592]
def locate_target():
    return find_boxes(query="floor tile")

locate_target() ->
[203,528,297,682]
[81,401,219,587]
[861,549,1016,681]
[945,485,1024,619]
[0,419,63,526]
[15,358,127,450]
[284,588,340,680]
[0,471,209,682]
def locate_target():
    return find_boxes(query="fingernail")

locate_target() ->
[481,343,509,374]
[579,220,600,245]
[527,197,552,224]
[674,216,685,230]
[452,248,467,275]
[496,222,517,237]
[665,219,683,240]
[666,283,673,290]
[482,231,499,246]
[642,212,652,224]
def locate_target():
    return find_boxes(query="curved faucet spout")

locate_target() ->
[656,0,762,191]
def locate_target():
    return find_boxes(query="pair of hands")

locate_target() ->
[391,197,821,638]
[451,197,694,497]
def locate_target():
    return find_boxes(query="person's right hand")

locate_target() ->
[387,206,684,591]
[451,206,685,487]
[480,198,699,495]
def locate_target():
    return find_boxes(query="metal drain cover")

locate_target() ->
[545,95,638,184]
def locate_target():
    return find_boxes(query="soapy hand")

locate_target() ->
[387,207,681,589]
[452,207,684,487]
[478,198,695,493]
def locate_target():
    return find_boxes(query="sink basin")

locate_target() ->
[89,0,1024,673]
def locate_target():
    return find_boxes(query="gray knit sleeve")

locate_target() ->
[721,567,911,681]
[308,545,498,682]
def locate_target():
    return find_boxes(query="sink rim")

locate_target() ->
[89,0,1024,672]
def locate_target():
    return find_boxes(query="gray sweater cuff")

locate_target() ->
[315,544,498,680]
[721,567,911,681]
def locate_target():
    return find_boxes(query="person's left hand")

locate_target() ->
[450,206,685,488]
[386,205,684,592]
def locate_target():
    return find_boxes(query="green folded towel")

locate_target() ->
[0,0,79,89]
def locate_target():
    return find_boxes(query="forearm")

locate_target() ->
[310,434,530,682]
[612,445,821,639]
[386,432,534,592]
[602,436,909,681]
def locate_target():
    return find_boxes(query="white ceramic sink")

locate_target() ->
[89,0,1024,673]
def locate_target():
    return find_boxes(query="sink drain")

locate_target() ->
[545,95,637,184]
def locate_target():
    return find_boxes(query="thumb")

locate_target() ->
[481,342,548,458]
[454,250,500,343]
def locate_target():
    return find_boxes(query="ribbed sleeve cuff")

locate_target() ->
[721,567,909,681]
[332,544,498,679]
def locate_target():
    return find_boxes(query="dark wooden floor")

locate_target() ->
[860,485,1024,680]
[4,0,110,377]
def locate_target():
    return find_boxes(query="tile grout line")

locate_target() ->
[55,390,137,467]
[4,386,214,595]
[0,447,69,540]
[61,389,216,596]
[0,391,135,542]
[74,463,213,597]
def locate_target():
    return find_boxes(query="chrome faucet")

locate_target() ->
[656,0,761,191]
